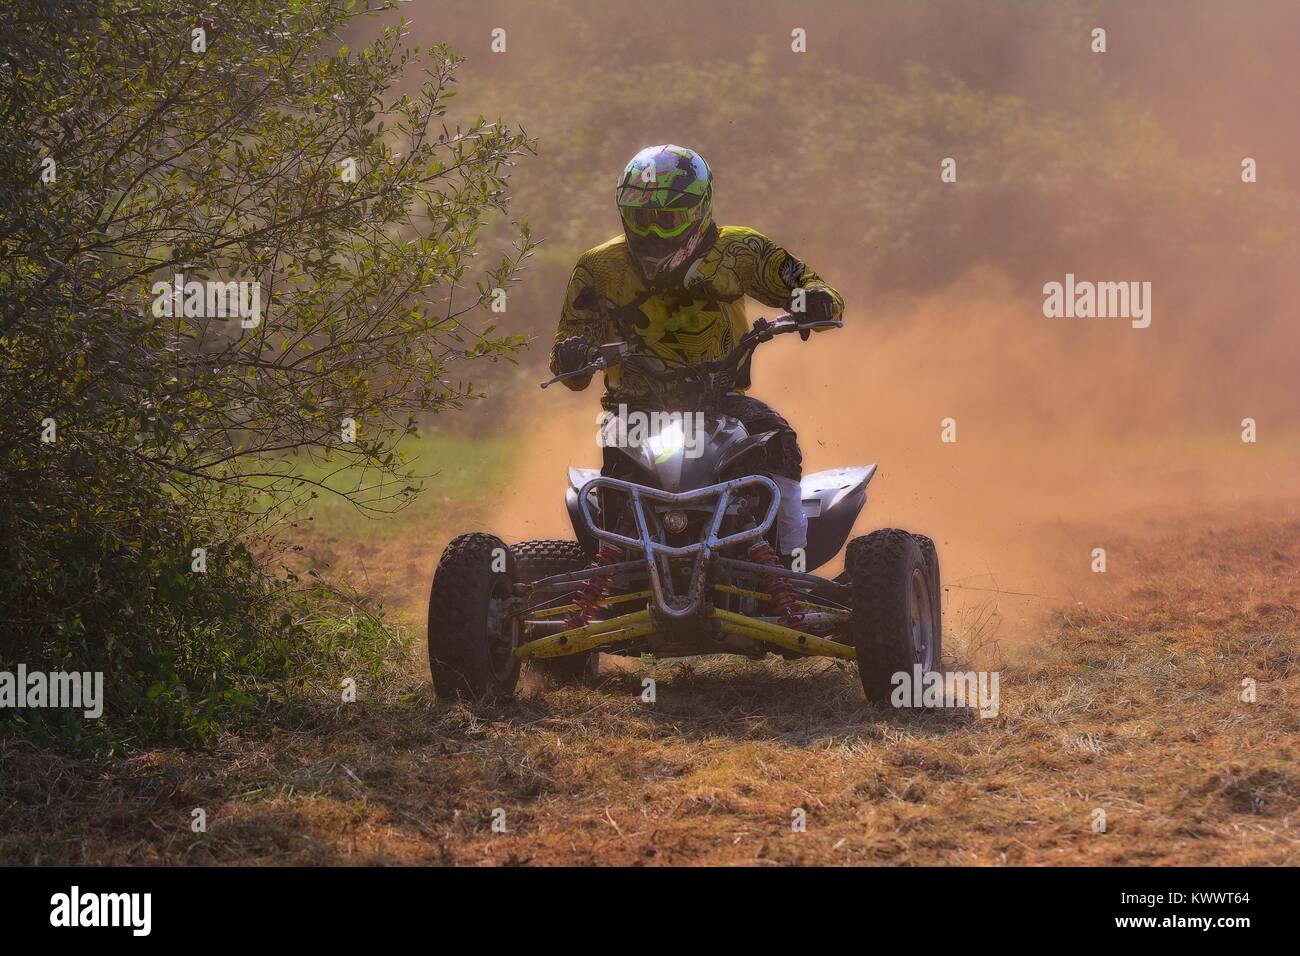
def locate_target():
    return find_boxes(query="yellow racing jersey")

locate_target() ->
[550,226,843,398]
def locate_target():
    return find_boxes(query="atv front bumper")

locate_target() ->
[512,475,855,661]
[576,474,780,619]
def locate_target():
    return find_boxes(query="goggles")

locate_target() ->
[619,201,704,239]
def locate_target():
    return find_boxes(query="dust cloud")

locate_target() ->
[377,0,1300,652]
[490,270,1299,653]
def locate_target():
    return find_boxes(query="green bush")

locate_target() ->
[0,437,400,748]
[0,0,530,747]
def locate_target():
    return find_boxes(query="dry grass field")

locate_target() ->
[3,511,1295,866]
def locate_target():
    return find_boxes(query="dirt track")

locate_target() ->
[3,510,1296,866]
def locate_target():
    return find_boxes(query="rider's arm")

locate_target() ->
[731,227,844,327]
[550,259,609,391]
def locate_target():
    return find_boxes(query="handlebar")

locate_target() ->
[539,313,841,390]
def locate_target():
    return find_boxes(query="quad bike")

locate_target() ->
[426,314,941,706]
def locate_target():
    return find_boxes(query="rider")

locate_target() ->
[549,144,843,566]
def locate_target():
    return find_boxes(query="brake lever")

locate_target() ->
[540,362,603,389]
[793,317,843,341]
[539,341,632,389]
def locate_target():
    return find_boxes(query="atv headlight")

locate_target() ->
[663,510,689,534]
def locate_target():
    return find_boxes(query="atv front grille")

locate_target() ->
[576,475,779,619]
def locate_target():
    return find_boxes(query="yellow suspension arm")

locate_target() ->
[712,607,856,659]
[516,608,653,659]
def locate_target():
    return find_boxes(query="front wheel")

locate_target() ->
[427,533,520,700]
[844,529,942,706]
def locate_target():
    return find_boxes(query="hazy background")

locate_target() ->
[333,0,1300,648]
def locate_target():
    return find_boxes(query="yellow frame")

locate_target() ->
[514,591,857,661]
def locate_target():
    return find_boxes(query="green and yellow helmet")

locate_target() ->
[615,145,714,282]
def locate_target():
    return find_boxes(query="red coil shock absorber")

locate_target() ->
[564,544,623,629]
[749,540,806,629]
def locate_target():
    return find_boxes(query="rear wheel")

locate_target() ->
[844,529,942,706]
[512,539,599,683]
[427,533,520,700]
